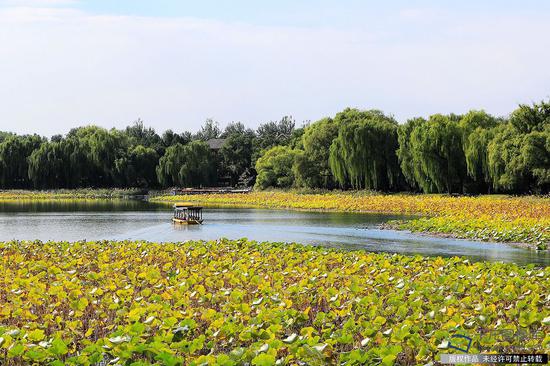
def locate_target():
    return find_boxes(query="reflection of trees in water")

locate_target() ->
[0,199,167,213]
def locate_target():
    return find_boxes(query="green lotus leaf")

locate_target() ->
[49,338,68,356]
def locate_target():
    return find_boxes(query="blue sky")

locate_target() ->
[1,0,549,136]
[69,1,550,25]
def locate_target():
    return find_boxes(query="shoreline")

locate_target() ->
[377,222,539,251]
[1,189,548,251]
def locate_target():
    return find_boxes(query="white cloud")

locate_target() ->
[0,4,549,136]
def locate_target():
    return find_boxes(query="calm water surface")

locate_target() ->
[0,200,548,266]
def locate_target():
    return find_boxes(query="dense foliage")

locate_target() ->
[328,109,402,191]
[156,141,215,188]
[254,147,302,190]
[0,117,298,190]
[0,239,548,366]
[1,101,549,193]
[154,192,550,248]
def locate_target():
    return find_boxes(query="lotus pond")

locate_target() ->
[0,239,548,366]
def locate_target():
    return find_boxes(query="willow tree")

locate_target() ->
[294,117,338,188]
[28,141,66,188]
[458,110,499,192]
[487,101,550,193]
[114,145,159,187]
[178,141,216,187]
[464,128,495,187]
[409,114,466,193]
[397,117,431,192]
[156,141,214,188]
[328,109,402,191]
[0,134,43,188]
[66,126,129,187]
[156,143,186,187]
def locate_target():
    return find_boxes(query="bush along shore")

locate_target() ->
[0,239,548,365]
[152,191,550,250]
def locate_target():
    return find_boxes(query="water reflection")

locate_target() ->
[0,200,548,266]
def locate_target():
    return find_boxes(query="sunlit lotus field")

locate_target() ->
[0,239,548,365]
[153,192,550,248]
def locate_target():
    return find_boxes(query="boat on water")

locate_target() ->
[172,202,203,224]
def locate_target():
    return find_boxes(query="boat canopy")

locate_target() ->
[173,203,203,223]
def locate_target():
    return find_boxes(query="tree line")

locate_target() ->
[0,100,548,194]
[0,117,301,190]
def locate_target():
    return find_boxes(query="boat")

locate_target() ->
[172,202,203,224]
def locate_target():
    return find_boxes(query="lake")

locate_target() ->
[0,200,548,266]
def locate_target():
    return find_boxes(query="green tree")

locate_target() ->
[125,119,163,153]
[487,102,550,193]
[156,141,215,188]
[62,137,94,188]
[0,132,14,143]
[28,141,66,188]
[397,117,429,192]
[114,145,159,187]
[329,109,402,191]
[254,146,301,190]
[220,123,256,186]
[85,128,129,186]
[156,143,185,187]
[253,116,296,163]
[459,110,499,192]
[162,129,191,147]
[522,127,550,190]
[195,119,221,141]
[408,114,467,193]
[294,118,338,188]
[0,135,43,188]
[509,100,550,133]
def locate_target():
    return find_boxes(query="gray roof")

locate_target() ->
[206,138,226,150]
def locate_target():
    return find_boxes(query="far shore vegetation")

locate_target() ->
[1,100,548,249]
[1,100,549,195]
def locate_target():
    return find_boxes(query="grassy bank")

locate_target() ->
[0,188,148,201]
[0,239,548,365]
[152,192,550,249]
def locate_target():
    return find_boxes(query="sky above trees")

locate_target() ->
[1,0,549,136]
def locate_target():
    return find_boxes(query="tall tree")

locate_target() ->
[28,141,66,188]
[459,110,499,192]
[488,101,550,193]
[125,119,162,153]
[114,145,159,187]
[294,118,338,189]
[0,135,43,188]
[255,146,301,189]
[397,117,429,192]
[329,109,402,191]
[162,130,191,147]
[156,141,215,188]
[408,114,467,193]
[195,119,221,141]
[220,123,256,186]
[254,116,296,162]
